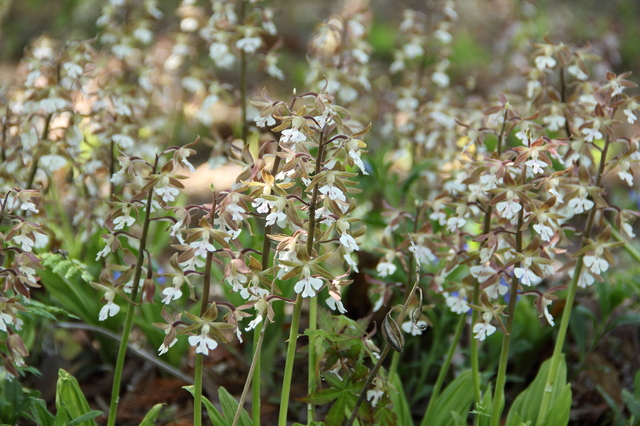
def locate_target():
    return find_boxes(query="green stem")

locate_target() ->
[109,138,116,199]
[278,293,303,426]
[537,134,612,425]
[48,182,78,258]
[389,351,400,380]
[471,107,508,405]
[346,345,391,426]
[1,109,8,162]
[250,131,285,426]
[420,312,466,426]
[107,156,158,426]
[239,0,247,142]
[279,124,327,426]
[346,252,422,426]
[307,295,318,424]
[26,113,52,188]
[194,353,204,426]
[490,173,525,426]
[194,193,218,426]
[305,127,327,423]
[252,328,261,425]
[611,224,640,263]
[233,318,269,426]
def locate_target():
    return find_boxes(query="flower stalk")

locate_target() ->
[26,113,52,189]
[278,124,327,426]
[307,127,327,423]
[490,166,526,426]
[107,154,159,426]
[471,107,509,405]
[278,293,303,426]
[239,0,248,142]
[420,312,466,426]
[536,132,612,424]
[345,246,422,426]
[193,192,218,426]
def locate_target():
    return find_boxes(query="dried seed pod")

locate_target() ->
[382,310,405,353]
[411,288,428,332]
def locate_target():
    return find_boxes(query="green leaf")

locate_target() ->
[30,398,55,426]
[476,384,494,426]
[218,386,252,426]
[2,377,33,424]
[506,357,570,426]
[25,299,81,321]
[138,403,164,426]
[38,265,99,324]
[606,313,640,333]
[431,370,474,426]
[67,411,102,426]
[635,369,640,401]
[324,394,347,426]
[52,406,68,426]
[300,387,344,406]
[55,369,98,426]
[569,306,592,358]
[389,374,413,426]
[596,383,624,424]
[373,405,398,426]
[540,384,571,426]
[623,389,640,419]
[323,372,345,389]
[183,386,228,426]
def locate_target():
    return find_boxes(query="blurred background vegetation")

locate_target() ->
[1,0,640,89]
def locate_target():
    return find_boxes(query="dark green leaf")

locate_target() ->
[606,313,640,333]
[138,403,164,426]
[506,357,569,426]
[67,411,102,426]
[540,384,571,426]
[219,386,252,426]
[324,394,346,426]
[432,370,474,426]
[624,389,640,419]
[183,386,228,426]
[55,370,98,426]
[30,398,55,426]
[389,374,413,426]
[300,387,345,406]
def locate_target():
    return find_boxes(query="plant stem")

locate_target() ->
[193,350,204,426]
[233,318,269,426]
[306,127,326,423]
[471,107,508,405]
[347,345,391,426]
[278,123,326,425]
[537,134,611,424]
[252,326,261,424]
[611,224,640,263]
[239,0,247,142]
[307,295,318,424]
[193,193,217,426]
[490,169,526,426]
[246,115,286,426]
[278,293,303,426]
[389,350,400,380]
[420,312,466,426]
[26,113,52,189]
[345,254,422,426]
[109,138,116,199]
[107,155,158,426]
